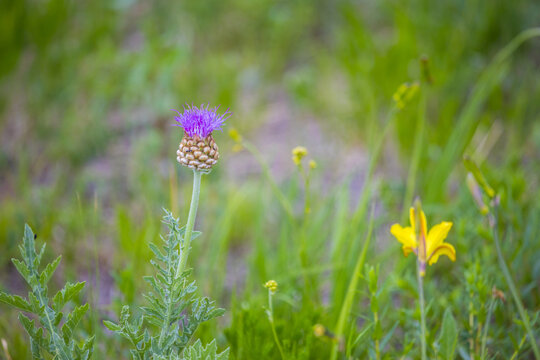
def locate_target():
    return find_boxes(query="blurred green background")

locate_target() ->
[1,0,540,358]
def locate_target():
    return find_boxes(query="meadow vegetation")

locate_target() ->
[1,0,540,358]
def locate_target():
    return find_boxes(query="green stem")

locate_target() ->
[267,291,286,360]
[417,261,427,360]
[480,298,496,360]
[243,141,295,222]
[492,206,540,359]
[401,91,426,223]
[351,109,396,229]
[330,209,374,360]
[175,170,202,279]
[374,311,380,360]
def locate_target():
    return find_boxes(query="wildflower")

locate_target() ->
[264,280,278,293]
[292,146,308,165]
[392,82,419,110]
[309,160,317,169]
[313,324,325,337]
[173,104,232,171]
[228,128,242,143]
[390,205,455,276]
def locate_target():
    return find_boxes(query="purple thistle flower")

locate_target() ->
[172,104,231,138]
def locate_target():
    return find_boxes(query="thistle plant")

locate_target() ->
[104,104,231,359]
[0,225,94,360]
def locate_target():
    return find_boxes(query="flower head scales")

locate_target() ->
[172,104,231,138]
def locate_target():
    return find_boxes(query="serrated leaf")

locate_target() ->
[11,258,31,284]
[54,311,64,327]
[53,282,85,311]
[183,339,229,360]
[103,320,122,332]
[51,331,72,360]
[0,291,32,312]
[62,304,89,343]
[19,313,37,336]
[80,335,95,359]
[22,224,38,267]
[40,255,62,287]
[438,308,458,360]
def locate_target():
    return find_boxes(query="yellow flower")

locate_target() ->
[228,128,242,143]
[392,82,419,110]
[264,280,278,293]
[390,207,455,276]
[313,324,325,337]
[309,160,317,169]
[291,146,308,165]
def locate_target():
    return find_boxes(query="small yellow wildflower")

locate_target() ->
[313,324,325,337]
[392,82,419,110]
[228,128,242,143]
[264,280,278,293]
[390,206,455,276]
[292,146,308,165]
[309,160,317,169]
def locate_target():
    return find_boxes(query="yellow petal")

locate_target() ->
[409,207,428,237]
[390,224,417,250]
[409,207,415,233]
[419,210,428,238]
[427,221,453,256]
[428,243,456,265]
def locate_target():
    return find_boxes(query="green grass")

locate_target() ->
[2,0,540,358]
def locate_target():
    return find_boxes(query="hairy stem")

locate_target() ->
[176,170,202,279]
[491,206,540,359]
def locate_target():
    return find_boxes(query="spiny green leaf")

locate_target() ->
[11,258,31,284]
[103,320,122,332]
[39,255,62,287]
[62,304,89,344]
[0,291,32,312]
[51,331,72,360]
[19,313,37,336]
[183,339,229,360]
[54,311,64,327]
[53,282,85,311]
[438,308,458,360]
[22,224,37,267]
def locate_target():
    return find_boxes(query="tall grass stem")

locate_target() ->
[402,92,426,223]
[330,207,374,360]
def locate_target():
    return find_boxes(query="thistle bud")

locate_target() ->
[177,133,220,171]
[172,104,231,172]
